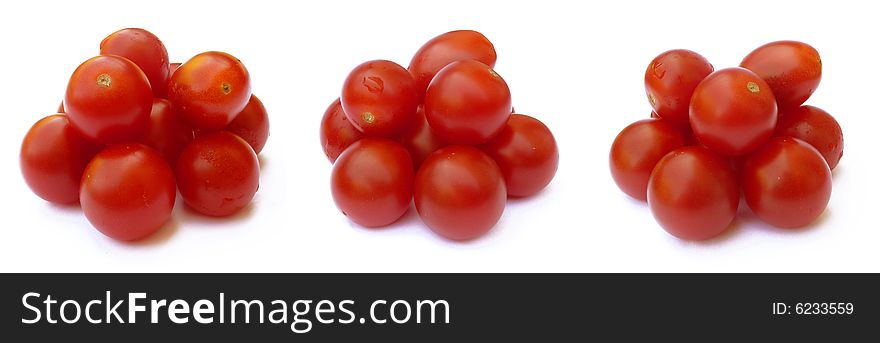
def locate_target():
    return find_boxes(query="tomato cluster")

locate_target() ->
[611,41,842,241]
[321,30,559,241]
[20,28,269,241]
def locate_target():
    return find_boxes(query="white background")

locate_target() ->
[0,0,877,272]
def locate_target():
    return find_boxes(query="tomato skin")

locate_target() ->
[20,115,102,204]
[331,138,414,227]
[398,106,446,169]
[775,105,843,170]
[341,60,418,138]
[610,118,687,201]
[408,30,496,100]
[100,28,170,98]
[690,67,778,156]
[414,146,506,241]
[65,55,153,144]
[481,114,558,197]
[320,98,364,163]
[139,99,194,165]
[225,94,269,154]
[425,60,512,145]
[740,40,821,110]
[644,49,714,128]
[648,146,739,241]
[80,144,176,241]
[169,51,252,130]
[741,137,832,228]
[176,132,259,217]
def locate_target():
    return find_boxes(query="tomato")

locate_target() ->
[482,114,558,197]
[80,144,176,241]
[408,30,496,100]
[320,98,364,163]
[741,137,832,228]
[775,105,843,170]
[648,146,739,241]
[644,49,714,128]
[340,60,418,138]
[20,115,102,204]
[139,99,194,165]
[100,28,170,98]
[740,41,821,110]
[331,138,414,227]
[690,67,777,156]
[425,60,511,145]
[176,132,259,217]
[610,118,687,201]
[65,55,152,144]
[398,106,446,169]
[169,51,251,130]
[414,146,506,241]
[225,94,270,154]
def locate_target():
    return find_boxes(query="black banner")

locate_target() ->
[1,274,877,340]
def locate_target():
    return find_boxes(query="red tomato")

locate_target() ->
[610,118,687,201]
[65,55,152,144]
[20,115,102,204]
[424,60,511,145]
[648,146,739,241]
[139,99,194,165]
[690,67,777,156]
[414,146,506,241]
[176,132,259,217]
[331,138,414,227]
[740,40,821,110]
[741,137,832,228]
[482,114,558,197]
[775,105,843,170]
[169,51,251,130]
[340,60,418,138]
[645,49,714,128]
[100,28,170,98]
[408,30,497,100]
[225,94,270,154]
[320,98,364,163]
[398,106,446,169]
[80,144,176,241]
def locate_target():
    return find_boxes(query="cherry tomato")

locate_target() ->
[20,115,102,204]
[610,118,687,201]
[176,131,259,217]
[398,106,446,169]
[408,30,496,100]
[775,105,843,170]
[80,144,176,241]
[340,60,418,138]
[425,60,511,145]
[320,98,364,163]
[414,146,506,241]
[100,28,170,98]
[644,49,714,128]
[331,138,414,227]
[65,55,152,144]
[482,114,558,197]
[690,67,777,156]
[225,94,270,154]
[139,99,194,165]
[741,137,832,228]
[740,41,821,110]
[169,51,251,130]
[648,146,739,241]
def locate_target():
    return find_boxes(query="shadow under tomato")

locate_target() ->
[831,164,843,178]
[178,201,257,226]
[47,201,82,215]
[737,199,831,235]
[346,203,419,232]
[258,154,269,171]
[124,217,180,247]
